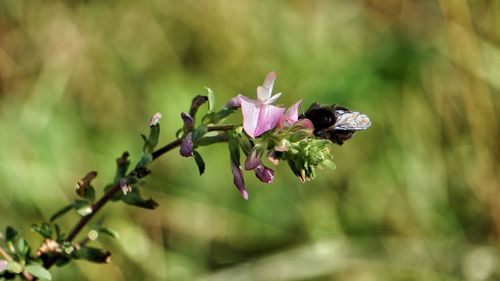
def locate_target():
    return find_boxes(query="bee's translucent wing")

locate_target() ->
[333,110,371,130]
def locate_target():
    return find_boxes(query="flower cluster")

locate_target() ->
[223,72,336,199]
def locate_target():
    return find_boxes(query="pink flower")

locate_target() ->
[240,72,286,138]
[277,99,302,128]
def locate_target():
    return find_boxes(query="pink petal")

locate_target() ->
[240,96,261,138]
[257,86,270,102]
[266,92,282,104]
[285,99,302,124]
[254,104,286,137]
[262,71,276,93]
[295,118,314,129]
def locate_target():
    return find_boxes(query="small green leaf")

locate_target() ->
[206,87,215,112]
[72,246,111,264]
[5,261,22,274]
[54,224,64,241]
[121,187,158,210]
[191,125,208,143]
[135,153,153,169]
[49,204,74,222]
[192,151,205,175]
[25,264,52,280]
[73,200,92,216]
[197,134,228,146]
[203,107,236,124]
[5,227,17,242]
[15,238,29,258]
[228,132,241,165]
[98,227,120,240]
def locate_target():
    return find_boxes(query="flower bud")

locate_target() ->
[180,133,194,157]
[254,164,274,183]
[181,112,194,131]
[231,161,248,200]
[225,95,241,109]
[149,112,162,126]
[244,146,262,170]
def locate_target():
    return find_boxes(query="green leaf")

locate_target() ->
[16,238,29,257]
[31,223,53,239]
[98,227,120,240]
[25,264,52,280]
[54,224,64,241]
[121,187,158,210]
[191,125,208,143]
[72,246,111,263]
[206,87,215,112]
[192,151,205,175]
[197,134,228,146]
[135,153,153,169]
[5,261,22,274]
[49,204,74,222]
[73,200,92,216]
[228,132,241,165]
[203,107,236,124]
[5,227,17,242]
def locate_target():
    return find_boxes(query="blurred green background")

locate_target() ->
[1,0,499,280]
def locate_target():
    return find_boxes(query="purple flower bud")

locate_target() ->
[181,112,194,131]
[231,161,248,200]
[244,147,261,170]
[254,164,274,183]
[180,133,194,157]
[225,95,241,109]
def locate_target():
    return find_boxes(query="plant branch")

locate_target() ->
[42,124,237,270]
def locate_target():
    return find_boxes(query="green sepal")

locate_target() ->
[72,246,111,264]
[25,264,52,281]
[192,151,205,175]
[121,187,158,210]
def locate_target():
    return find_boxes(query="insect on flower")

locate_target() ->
[301,103,371,145]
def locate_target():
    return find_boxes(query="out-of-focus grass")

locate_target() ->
[1,0,499,280]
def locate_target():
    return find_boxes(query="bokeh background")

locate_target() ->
[1,0,499,280]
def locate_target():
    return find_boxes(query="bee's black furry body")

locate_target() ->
[300,103,371,145]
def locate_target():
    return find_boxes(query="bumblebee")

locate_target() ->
[301,103,371,145]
